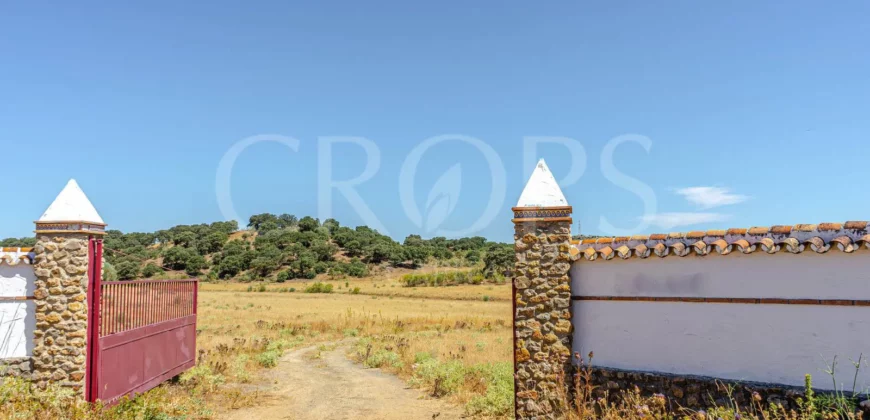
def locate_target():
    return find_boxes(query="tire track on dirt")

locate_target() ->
[222,342,465,420]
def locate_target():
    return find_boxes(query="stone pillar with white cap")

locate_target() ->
[512,159,574,419]
[31,179,105,390]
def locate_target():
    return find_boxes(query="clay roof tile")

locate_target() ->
[770,225,792,235]
[844,221,869,230]
[748,226,769,235]
[795,224,817,232]
[818,222,842,231]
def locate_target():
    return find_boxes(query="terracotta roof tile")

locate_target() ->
[748,227,769,235]
[844,221,868,230]
[794,224,817,232]
[818,222,842,231]
[571,220,867,263]
[686,231,705,239]
[770,225,792,235]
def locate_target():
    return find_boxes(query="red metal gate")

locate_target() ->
[86,238,198,403]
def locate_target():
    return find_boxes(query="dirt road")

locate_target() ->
[223,342,465,420]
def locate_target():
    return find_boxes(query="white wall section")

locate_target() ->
[573,300,869,391]
[0,265,36,359]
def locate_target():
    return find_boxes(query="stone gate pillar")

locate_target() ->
[512,160,574,419]
[32,179,106,390]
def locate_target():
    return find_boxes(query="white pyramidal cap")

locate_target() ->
[516,159,570,207]
[38,179,105,225]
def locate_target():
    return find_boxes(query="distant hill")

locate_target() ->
[1,213,512,283]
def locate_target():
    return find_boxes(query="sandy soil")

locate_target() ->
[222,342,465,420]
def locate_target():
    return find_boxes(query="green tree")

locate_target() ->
[484,246,514,276]
[198,231,228,255]
[248,213,279,231]
[102,261,119,282]
[173,231,197,248]
[298,216,320,232]
[142,263,164,278]
[250,245,282,277]
[163,247,194,270]
[185,254,207,276]
[277,214,298,228]
[310,241,338,262]
[116,261,141,280]
[217,255,245,279]
[322,218,341,235]
[403,246,430,267]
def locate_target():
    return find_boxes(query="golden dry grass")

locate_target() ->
[194,283,513,418]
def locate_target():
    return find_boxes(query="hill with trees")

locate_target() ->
[2,213,514,283]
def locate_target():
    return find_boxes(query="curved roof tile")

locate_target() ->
[571,222,869,262]
[0,248,34,266]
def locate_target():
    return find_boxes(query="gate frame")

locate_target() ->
[85,237,103,403]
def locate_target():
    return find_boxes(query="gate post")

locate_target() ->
[512,160,574,419]
[31,180,106,391]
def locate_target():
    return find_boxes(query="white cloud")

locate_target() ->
[641,212,730,230]
[676,187,749,209]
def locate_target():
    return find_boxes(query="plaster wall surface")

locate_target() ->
[571,252,870,300]
[0,265,36,359]
[571,252,870,390]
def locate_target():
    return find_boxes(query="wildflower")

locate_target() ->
[752,392,762,402]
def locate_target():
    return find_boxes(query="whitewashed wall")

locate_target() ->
[571,252,870,391]
[0,265,36,359]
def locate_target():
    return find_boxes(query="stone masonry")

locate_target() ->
[513,219,573,419]
[31,234,90,390]
[0,358,33,379]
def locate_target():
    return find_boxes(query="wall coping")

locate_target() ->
[571,221,870,261]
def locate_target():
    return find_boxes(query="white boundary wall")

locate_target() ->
[571,252,870,391]
[0,265,36,359]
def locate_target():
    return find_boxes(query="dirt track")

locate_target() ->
[223,342,464,420]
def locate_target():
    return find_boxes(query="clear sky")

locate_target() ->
[2,1,869,242]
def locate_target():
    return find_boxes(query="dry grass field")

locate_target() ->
[196,277,514,418]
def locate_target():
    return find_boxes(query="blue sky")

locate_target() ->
[2,1,868,242]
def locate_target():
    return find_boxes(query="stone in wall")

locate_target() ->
[584,366,870,416]
[31,234,89,390]
[0,357,33,380]
[514,220,573,419]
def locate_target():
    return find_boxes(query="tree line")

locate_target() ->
[1,213,514,282]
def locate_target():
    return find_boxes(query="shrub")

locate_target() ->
[276,270,290,283]
[365,350,403,369]
[257,350,281,368]
[304,282,333,294]
[350,287,361,295]
[464,362,513,417]
[414,358,466,397]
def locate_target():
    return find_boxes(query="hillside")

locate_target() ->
[2,213,513,283]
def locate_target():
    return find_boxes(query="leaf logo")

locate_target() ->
[424,163,461,233]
